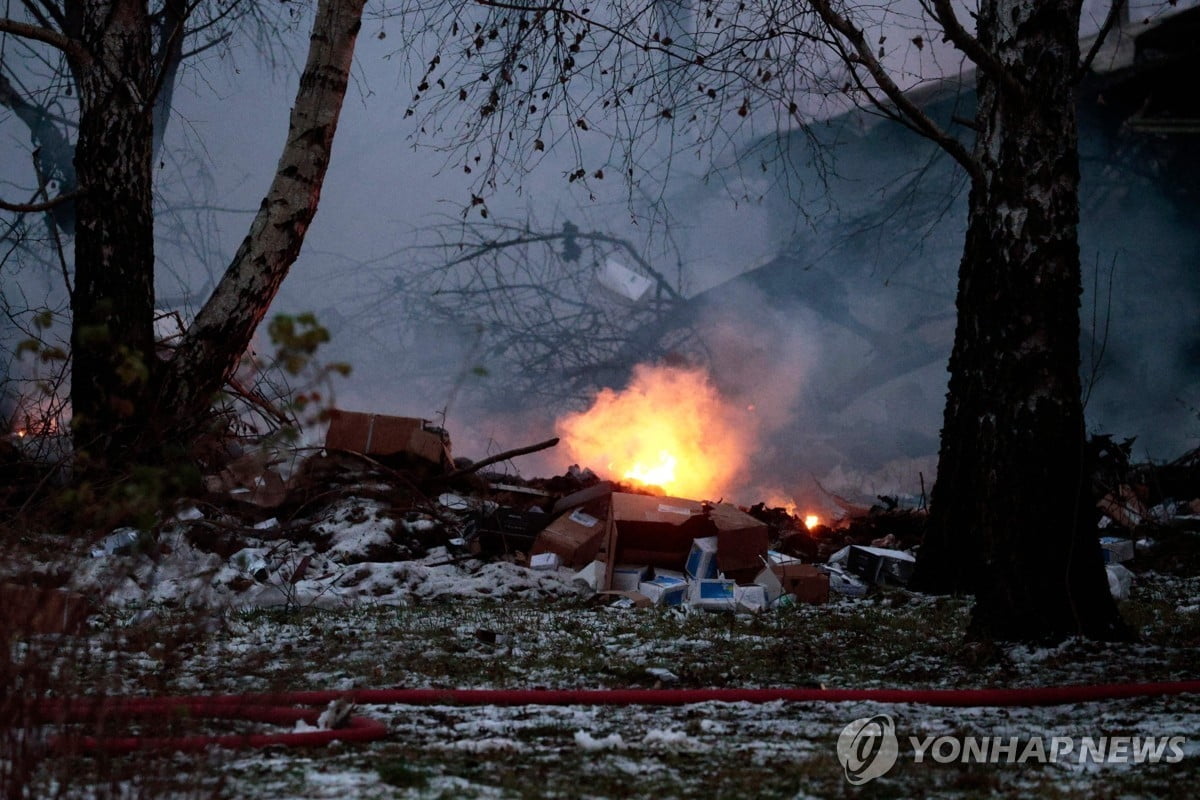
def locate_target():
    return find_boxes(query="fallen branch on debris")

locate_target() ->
[439,437,561,482]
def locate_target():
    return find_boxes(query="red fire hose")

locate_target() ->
[35,680,1200,755]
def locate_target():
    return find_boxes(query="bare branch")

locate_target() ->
[438,437,561,481]
[0,188,82,213]
[928,0,1020,97]
[19,0,62,32]
[443,227,683,302]
[179,31,230,60]
[0,16,91,66]
[1078,0,1126,80]
[810,0,982,184]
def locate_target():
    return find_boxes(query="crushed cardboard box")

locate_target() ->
[531,501,609,569]
[818,564,869,597]
[754,561,829,606]
[203,450,288,508]
[531,490,769,591]
[835,545,916,586]
[325,410,451,467]
[597,589,653,608]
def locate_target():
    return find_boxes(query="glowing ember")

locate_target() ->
[804,514,820,530]
[556,363,752,499]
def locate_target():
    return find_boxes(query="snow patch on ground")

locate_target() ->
[64,497,586,612]
[575,730,626,750]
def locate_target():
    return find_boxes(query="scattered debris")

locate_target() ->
[1099,536,1135,564]
[90,528,140,559]
[27,421,1197,622]
[833,544,917,586]
[1106,563,1135,601]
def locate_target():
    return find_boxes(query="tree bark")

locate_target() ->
[912,0,1126,641]
[158,0,366,435]
[69,0,156,465]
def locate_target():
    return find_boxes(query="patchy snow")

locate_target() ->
[61,497,586,613]
[642,727,703,749]
[575,730,627,750]
[10,477,1200,797]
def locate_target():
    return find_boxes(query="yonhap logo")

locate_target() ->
[837,714,899,785]
[834,713,1186,784]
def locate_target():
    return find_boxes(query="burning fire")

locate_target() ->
[764,490,820,530]
[556,363,752,499]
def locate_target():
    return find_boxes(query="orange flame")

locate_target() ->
[763,490,798,517]
[556,363,751,499]
[762,490,821,529]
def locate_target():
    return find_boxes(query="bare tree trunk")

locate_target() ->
[70,0,156,465]
[158,0,366,434]
[913,0,1125,641]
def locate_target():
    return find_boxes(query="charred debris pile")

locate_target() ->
[6,412,1200,622]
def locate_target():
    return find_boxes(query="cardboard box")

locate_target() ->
[687,579,738,611]
[1099,537,1134,564]
[598,589,653,608]
[607,493,767,571]
[532,501,610,568]
[639,576,688,606]
[530,552,561,571]
[772,563,829,604]
[767,550,802,566]
[734,584,770,612]
[204,451,288,508]
[546,490,770,591]
[819,564,869,597]
[754,566,784,604]
[708,504,770,576]
[652,568,687,582]
[572,560,605,591]
[845,545,916,586]
[685,536,719,580]
[612,564,651,591]
[598,257,653,302]
[325,410,450,467]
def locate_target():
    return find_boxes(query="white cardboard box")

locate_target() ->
[612,564,652,592]
[687,578,737,610]
[685,537,719,581]
[639,576,688,607]
[530,552,562,571]
[734,584,769,613]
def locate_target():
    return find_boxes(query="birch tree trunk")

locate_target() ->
[157,0,366,436]
[912,0,1126,640]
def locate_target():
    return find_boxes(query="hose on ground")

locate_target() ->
[35,680,1200,754]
